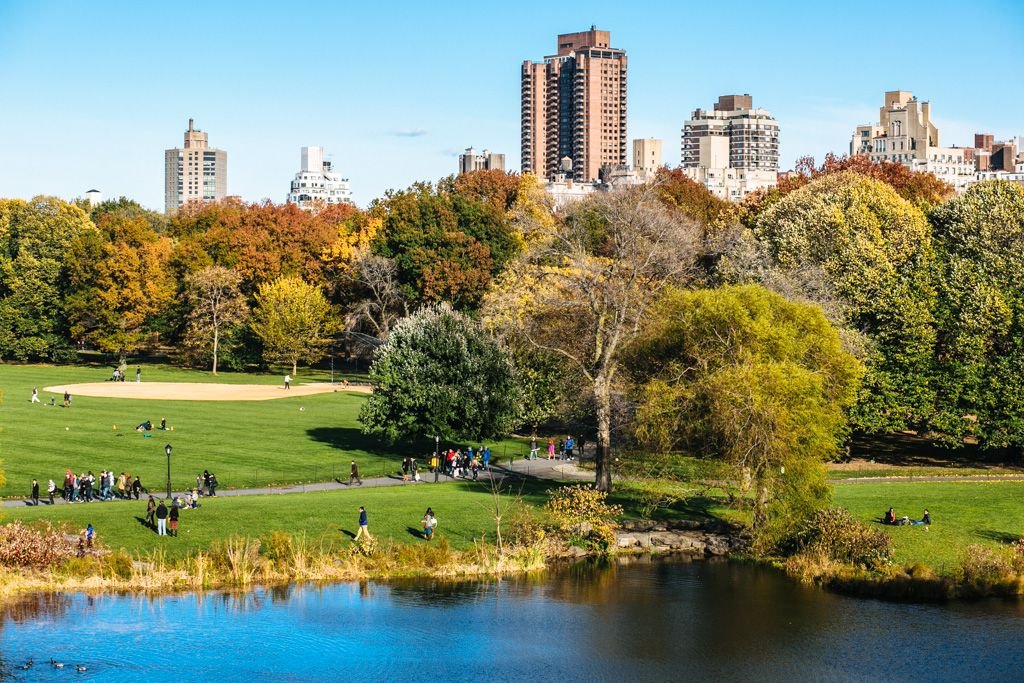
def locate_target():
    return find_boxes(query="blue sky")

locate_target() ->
[1,0,1021,209]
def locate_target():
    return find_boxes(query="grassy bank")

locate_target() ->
[0,363,530,499]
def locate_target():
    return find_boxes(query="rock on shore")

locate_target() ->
[615,519,744,557]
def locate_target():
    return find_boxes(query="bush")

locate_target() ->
[545,485,622,551]
[958,544,1020,587]
[793,508,892,568]
[0,521,78,568]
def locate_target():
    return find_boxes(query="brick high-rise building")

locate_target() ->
[521,27,627,182]
[164,118,227,214]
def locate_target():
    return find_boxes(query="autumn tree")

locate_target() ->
[0,198,95,360]
[753,172,936,433]
[359,303,520,443]
[64,207,174,362]
[183,265,249,374]
[485,187,700,491]
[626,285,863,546]
[250,275,332,375]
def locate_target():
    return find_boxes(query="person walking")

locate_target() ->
[63,390,71,408]
[411,458,419,482]
[47,479,56,505]
[565,435,575,461]
[155,500,168,536]
[132,476,142,500]
[136,367,141,383]
[349,461,362,486]
[422,507,437,541]
[402,457,410,482]
[169,504,179,537]
[145,496,157,529]
[284,373,291,390]
[31,387,40,404]
[209,472,218,496]
[31,479,39,506]
[548,437,555,460]
[354,506,371,541]
[530,435,538,460]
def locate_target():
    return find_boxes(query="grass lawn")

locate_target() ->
[2,480,554,560]
[833,480,1024,572]
[0,363,531,499]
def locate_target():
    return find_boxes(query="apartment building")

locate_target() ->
[459,148,506,174]
[850,91,975,191]
[164,119,227,214]
[521,27,627,182]
[632,138,663,177]
[286,146,352,209]
[680,95,779,200]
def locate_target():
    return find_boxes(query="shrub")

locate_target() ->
[793,508,892,568]
[958,544,1018,587]
[0,521,78,568]
[545,485,622,551]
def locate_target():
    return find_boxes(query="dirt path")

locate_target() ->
[42,382,371,402]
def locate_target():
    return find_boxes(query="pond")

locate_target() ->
[2,558,1023,681]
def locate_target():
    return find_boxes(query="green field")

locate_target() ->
[2,480,542,559]
[0,364,530,499]
[834,480,1024,571]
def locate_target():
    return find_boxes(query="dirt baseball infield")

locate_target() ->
[42,382,371,402]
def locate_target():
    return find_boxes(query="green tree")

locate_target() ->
[0,197,96,361]
[626,284,863,547]
[183,266,250,374]
[359,303,520,443]
[753,171,936,433]
[485,188,700,491]
[930,181,1024,448]
[250,275,332,375]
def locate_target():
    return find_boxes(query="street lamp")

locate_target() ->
[434,435,440,483]
[164,443,172,500]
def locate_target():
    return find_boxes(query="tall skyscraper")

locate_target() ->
[680,95,779,201]
[164,118,227,214]
[286,146,353,209]
[521,27,627,182]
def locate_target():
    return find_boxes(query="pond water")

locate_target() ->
[2,558,1023,681]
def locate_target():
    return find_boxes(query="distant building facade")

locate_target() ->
[459,148,506,174]
[632,138,662,177]
[85,189,103,207]
[164,118,227,214]
[850,91,974,192]
[521,27,627,182]
[680,95,779,200]
[286,146,352,209]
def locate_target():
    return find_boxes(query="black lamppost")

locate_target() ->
[164,443,172,499]
[434,435,440,483]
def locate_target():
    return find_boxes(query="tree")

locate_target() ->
[930,181,1024,448]
[183,266,249,374]
[359,303,520,443]
[485,188,700,491]
[250,276,332,375]
[0,198,95,361]
[342,248,409,346]
[626,284,863,546]
[753,171,936,433]
[65,211,175,361]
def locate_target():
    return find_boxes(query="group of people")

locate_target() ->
[528,435,579,461]
[884,507,931,527]
[198,470,219,497]
[109,366,141,382]
[427,446,491,481]
[30,470,146,505]
[351,505,438,542]
[135,417,169,432]
[144,495,184,536]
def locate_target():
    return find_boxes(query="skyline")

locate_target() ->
[1,0,1022,210]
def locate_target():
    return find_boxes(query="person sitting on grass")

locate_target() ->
[135,420,153,432]
[883,507,896,525]
[911,509,931,526]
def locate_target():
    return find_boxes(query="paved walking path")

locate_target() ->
[3,457,593,509]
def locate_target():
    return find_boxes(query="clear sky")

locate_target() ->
[1,0,1022,209]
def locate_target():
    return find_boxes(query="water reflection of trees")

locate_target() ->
[0,593,73,626]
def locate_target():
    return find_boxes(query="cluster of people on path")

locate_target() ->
[528,435,579,461]
[427,446,491,481]
[884,507,931,527]
[199,470,219,496]
[31,470,146,505]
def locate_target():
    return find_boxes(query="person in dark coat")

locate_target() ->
[169,504,180,537]
[155,500,169,536]
[31,479,39,506]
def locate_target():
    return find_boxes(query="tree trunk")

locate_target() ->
[594,374,613,493]
[292,359,298,377]
[212,326,219,375]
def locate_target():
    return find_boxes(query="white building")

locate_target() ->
[85,189,103,207]
[286,146,352,209]
[459,148,505,174]
[851,91,975,192]
[681,95,779,201]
